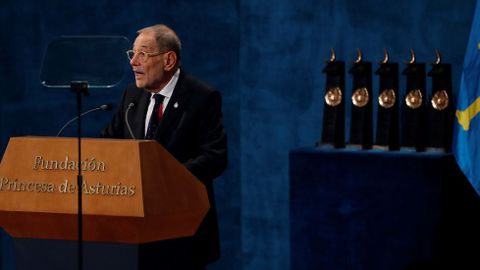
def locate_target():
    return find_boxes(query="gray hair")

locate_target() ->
[137,24,181,61]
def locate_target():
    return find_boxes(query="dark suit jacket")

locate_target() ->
[102,70,227,265]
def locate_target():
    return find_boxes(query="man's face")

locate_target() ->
[130,31,167,92]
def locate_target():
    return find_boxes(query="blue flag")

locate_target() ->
[453,1,480,195]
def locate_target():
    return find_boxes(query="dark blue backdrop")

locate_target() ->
[0,0,476,269]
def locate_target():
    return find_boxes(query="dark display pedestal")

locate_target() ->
[290,148,480,270]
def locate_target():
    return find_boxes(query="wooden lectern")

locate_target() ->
[0,136,209,269]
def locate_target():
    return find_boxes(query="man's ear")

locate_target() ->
[164,51,177,71]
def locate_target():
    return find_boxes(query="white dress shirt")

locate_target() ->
[144,68,180,137]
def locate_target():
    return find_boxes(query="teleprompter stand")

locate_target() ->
[20,36,129,270]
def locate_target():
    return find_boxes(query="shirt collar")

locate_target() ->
[150,68,180,99]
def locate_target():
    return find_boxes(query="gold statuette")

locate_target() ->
[351,87,369,107]
[325,87,342,107]
[378,89,396,108]
[405,89,423,109]
[329,48,336,62]
[431,90,449,111]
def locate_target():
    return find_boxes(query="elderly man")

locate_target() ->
[102,24,227,269]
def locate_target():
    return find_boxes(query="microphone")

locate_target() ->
[56,103,113,137]
[125,102,136,139]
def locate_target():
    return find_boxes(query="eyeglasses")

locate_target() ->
[126,49,168,62]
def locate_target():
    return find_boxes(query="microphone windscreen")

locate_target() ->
[100,104,113,111]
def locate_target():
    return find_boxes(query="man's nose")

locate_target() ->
[130,54,140,66]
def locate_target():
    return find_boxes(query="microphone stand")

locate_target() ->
[71,81,89,270]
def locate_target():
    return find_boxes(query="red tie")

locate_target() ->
[158,102,164,120]
[145,94,165,139]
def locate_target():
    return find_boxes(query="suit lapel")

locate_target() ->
[131,90,150,139]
